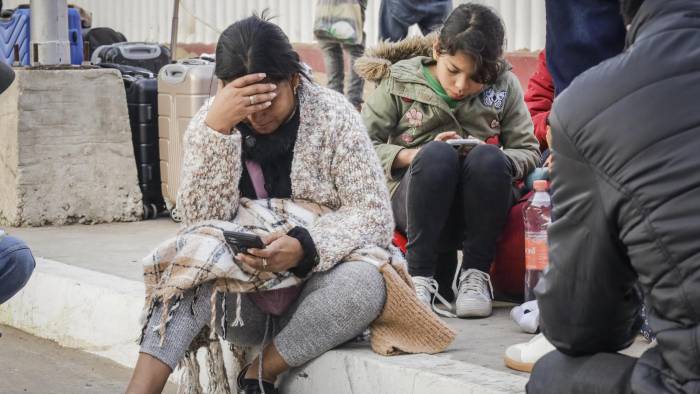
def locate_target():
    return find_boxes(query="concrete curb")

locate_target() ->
[0,258,144,369]
[282,346,527,393]
[0,258,527,393]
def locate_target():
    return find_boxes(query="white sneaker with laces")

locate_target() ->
[411,276,455,318]
[412,276,434,306]
[455,268,494,318]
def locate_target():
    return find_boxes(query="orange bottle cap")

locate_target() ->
[533,180,548,192]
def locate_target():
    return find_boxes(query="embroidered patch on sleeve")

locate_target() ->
[481,87,508,110]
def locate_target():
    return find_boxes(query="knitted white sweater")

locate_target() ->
[177,80,394,271]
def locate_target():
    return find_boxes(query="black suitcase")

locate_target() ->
[99,63,165,219]
[92,42,170,74]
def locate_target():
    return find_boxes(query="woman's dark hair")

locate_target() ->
[620,0,645,25]
[215,11,307,83]
[438,4,506,85]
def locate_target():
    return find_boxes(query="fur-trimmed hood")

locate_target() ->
[354,33,437,82]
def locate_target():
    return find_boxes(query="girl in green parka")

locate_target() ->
[358,4,540,318]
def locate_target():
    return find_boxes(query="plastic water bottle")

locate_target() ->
[523,180,552,302]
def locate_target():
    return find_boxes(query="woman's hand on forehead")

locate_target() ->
[205,73,278,134]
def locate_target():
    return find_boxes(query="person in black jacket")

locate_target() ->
[528,0,700,393]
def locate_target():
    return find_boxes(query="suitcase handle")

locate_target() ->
[91,44,107,64]
[179,58,209,66]
[159,64,188,83]
[118,44,162,60]
[98,63,155,78]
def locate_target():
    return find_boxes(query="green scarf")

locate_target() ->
[421,65,459,109]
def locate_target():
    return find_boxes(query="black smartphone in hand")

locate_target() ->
[223,231,265,254]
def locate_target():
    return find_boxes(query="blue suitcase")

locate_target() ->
[0,8,30,65]
[67,6,83,64]
[0,6,83,65]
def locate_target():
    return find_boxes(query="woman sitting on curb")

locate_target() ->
[126,13,454,394]
[357,4,540,318]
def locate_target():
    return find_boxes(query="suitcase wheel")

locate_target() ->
[142,203,159,220]
[170,208,182,223]
[149,203,159,219]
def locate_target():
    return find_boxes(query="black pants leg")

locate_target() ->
[527,350,636,394]
[459,144,516,273]
[392,141,460,277]
[392,142,515,277]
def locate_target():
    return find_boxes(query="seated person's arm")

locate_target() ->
[536,113,641,356]
[499,73,541,180]
[525,51,554,151]
[392,148,420,170]
[177,99,243,226]
[362,79,416,175]
[178,75,276,226]
[309,102,394,271]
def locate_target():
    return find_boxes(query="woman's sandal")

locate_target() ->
[237,364,278,394]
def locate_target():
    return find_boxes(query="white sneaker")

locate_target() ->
[455,269,494,318]
[510,300,540,333]
[504,333,555,373]
[411,276,456,318]
[412,276,435,306]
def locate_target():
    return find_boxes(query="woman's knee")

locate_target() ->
[332,261,386,319]
[412,141,460,179]
[463,144,512,179]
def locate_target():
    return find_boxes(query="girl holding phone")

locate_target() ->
[360,4,540,318]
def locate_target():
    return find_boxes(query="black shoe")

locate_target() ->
[237,364,278,394]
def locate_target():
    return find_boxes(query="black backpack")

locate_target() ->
[84,27,126,58]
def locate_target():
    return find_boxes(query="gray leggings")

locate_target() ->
[140,261,386,370]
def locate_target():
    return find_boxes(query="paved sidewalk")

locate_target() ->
[9,218,179,282]
[7,219,533,375]
[0,325,177,394]
[3,220,652,393]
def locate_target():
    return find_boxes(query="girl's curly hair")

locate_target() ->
[437,4,507,85]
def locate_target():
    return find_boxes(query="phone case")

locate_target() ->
[223,231,265,253]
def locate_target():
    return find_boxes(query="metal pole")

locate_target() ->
[30,0,71,65]
[170,0,180,62]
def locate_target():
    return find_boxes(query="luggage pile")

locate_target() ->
[97,63,164,219]
[90,38,173,219]
[98,54,218,221]
[0,3,220,223]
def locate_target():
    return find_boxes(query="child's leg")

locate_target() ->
[392,141,461,277]
[459,144,515,274]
